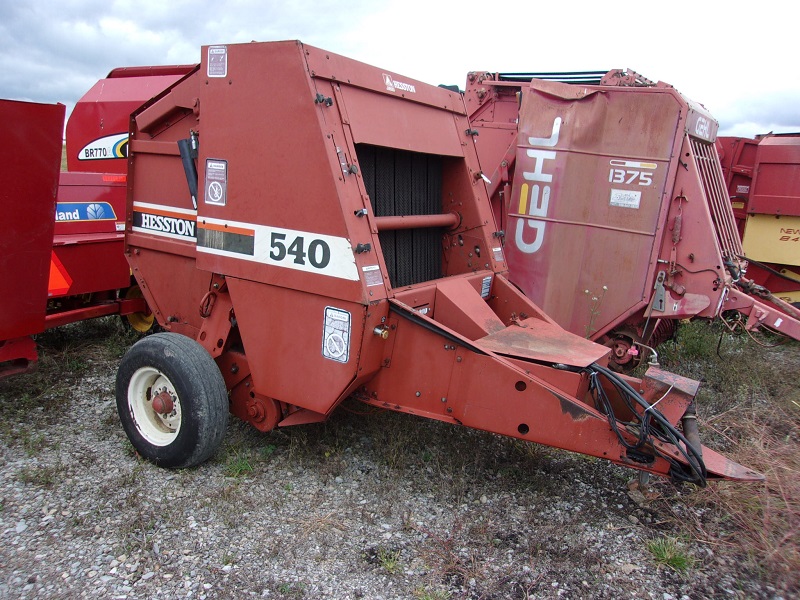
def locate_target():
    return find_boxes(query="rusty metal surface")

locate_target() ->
[504,81,681,337]
[464,73,800,351]
[749,135,800,217]
[477,317,608,367]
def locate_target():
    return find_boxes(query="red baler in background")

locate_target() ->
[717,134,800,310]
[465,70,800,371]
[0,67,193,377]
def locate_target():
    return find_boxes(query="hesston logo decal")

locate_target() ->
[382,73,416,94]
[131,202,197,241]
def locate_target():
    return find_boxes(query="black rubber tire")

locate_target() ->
[116,333,229,468]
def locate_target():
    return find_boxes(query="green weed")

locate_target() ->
[647,536,694,572]
[378,546,402,574]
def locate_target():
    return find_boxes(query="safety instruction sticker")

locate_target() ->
[609,189,642,209]
[362,265,383,287]
[322,307,351,363]
[208,46,227,77]
[204,159,228,206]
[481,275,492,299]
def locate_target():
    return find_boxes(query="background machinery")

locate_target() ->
[464,69,800,371]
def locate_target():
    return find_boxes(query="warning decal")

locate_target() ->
[362,265,383,287]
[207,46,228,77]
[204,159,228,206]
[48,252,72,297]
[322,307,351,363]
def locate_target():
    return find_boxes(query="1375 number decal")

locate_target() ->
[608,168,653,186]
[270,232,331,269]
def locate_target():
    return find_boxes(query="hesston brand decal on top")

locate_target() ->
[131,202,197,241]
[383,73,416,94]
[78,133,128,161]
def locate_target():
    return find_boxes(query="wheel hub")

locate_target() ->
[152,391,175,415]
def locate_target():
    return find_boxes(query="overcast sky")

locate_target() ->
[1,0,797,138]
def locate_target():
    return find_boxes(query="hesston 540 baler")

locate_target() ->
[115,41,760,486]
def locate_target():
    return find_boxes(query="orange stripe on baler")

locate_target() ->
[197,221,255,237]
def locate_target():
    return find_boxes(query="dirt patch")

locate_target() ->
[0,319,796,598]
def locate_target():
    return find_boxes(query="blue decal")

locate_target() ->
[55,202,117,222]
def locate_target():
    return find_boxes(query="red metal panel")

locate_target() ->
[717,136,758,232]
[50,233,130,297]
[65,68,193,173]
[338,85,465,157]
[504,82,680,337]
[226,278,370,415]
[0,99,65,340]
[189,42,366,303]
[749,136,800,216]
[54,172,127,235]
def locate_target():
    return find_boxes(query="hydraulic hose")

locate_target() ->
[589,362,708,486]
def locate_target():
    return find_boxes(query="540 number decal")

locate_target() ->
[197,217,359,281]
[270,232,331,269]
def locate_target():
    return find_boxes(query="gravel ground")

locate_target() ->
[0,330,789,599]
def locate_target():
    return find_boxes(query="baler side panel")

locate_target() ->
[0,99,65,340]
[66,73,191,173]
[193,42,366,304]
[748,137,800,217]
[226,277,370,415]
[125,70,206,333]
[505,85,680,337]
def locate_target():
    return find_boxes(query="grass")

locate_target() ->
[377,546,402,574]
[646,536,694,572]
[224,452,254,478]
[16,463,62,487]
[653,318,800,592]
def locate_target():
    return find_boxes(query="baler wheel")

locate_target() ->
[116,333,229,468]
